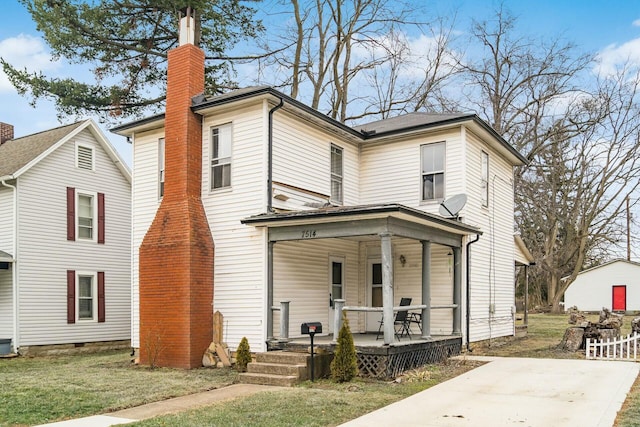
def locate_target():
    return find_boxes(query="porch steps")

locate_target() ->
[238,351,310,387]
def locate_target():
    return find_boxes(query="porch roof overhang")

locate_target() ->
[0,250,14,262]
[242,204,481,247]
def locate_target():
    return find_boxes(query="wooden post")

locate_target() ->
[213,311,224,344]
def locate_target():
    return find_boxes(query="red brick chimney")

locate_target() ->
[138,8,214,369]
[1,122,14,145]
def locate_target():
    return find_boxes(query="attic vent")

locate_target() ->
[77,144,94,170]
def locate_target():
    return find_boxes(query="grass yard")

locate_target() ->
[1,313,638,426]
[0,351,237,426]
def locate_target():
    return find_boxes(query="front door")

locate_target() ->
[328,256,344,333]
[366,259,383,331]
[612,285,626,311]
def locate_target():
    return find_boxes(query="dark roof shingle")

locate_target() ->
[0,121,85,177]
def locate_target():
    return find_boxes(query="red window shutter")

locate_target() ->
[67,187,75,241]
[97,192,105,244]
[98,271,105,323]
[67,270,75,324]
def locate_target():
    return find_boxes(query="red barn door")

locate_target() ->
[612,286,626,311]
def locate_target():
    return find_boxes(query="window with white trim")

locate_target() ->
[77,273,96,321]
[330,144,343,204]
[158,138,165,198]
[421,142,445,201]
[77,192,96,240]
[210,124,232,190]
[76,143,94,171]
[481,151,489,207]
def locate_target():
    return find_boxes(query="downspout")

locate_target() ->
[267,97,284,213]
[465,234,480,352]
[1,178,18,353]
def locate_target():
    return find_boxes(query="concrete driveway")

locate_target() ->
[340,356,639,427]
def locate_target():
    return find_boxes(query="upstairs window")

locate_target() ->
[210,124,232,190]
[76,143,94,171]
[421,142,445,201]
[77,193,95,240]
[158,138,165,198]
[67,188,104,243]
[330,144,343,204]
[481,151,489,207]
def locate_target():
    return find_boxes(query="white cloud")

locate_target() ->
[633,19,640,27]
[0,34,59,92]
[594,37,640,76]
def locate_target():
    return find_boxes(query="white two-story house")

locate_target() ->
[0,120,131,355]
[114,85,526,355]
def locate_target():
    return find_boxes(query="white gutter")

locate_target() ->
[1,178,18,353]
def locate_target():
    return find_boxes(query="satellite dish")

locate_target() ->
[439,194,467,219]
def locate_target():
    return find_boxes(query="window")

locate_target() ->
[481,151,489,207]
[77,193,94,239]
[371,262,382,307]
[421,142,445,201]
[158,138,165,198]
[331,258,344,304]
[210,124,232,190]
[330,144,343,204]
[76,143,94,171]
[78,274,95,320]
[67,188,104,243]
[67,270,105,323]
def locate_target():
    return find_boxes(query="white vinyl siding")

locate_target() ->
[0,186,13,254]
[273,239,359,338]
[272,110,359,206]
[359,129,464,214]
[465,130,515,342]
[16,128,131,346]
[202,101,266,351]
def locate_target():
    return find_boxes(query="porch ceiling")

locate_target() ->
[242,203,481,247]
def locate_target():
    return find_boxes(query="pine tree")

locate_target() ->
[330,313,358,382]
[235,337,252,373]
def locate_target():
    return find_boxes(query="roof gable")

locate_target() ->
[0,121,84,178]
[0,119,130,183]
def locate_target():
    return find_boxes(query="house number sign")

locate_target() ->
[301,230,317,238]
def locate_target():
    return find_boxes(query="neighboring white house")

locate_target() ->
[113,84,527,354]
[0,119,131,354]
[564,259,640,312]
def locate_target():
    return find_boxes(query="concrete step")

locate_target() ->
[247,362,308,378]
[256,351,310,365]
[238,372,299,387]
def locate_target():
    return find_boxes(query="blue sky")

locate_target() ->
[2,0,640,166]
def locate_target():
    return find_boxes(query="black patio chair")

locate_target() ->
[376,297,412,340]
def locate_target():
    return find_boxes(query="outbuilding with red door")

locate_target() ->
[564,259,640,313]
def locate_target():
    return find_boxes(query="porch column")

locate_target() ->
[332,299,345,344]
[453,246,462,335]
[380,232,394,345]
[421,241,431,340]
[267,241,275,340]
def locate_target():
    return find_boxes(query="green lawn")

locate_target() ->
[0,351,236,426]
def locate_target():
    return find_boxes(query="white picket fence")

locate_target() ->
[585,333,640,361]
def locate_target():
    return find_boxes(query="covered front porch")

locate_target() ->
[242,204,481,348]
